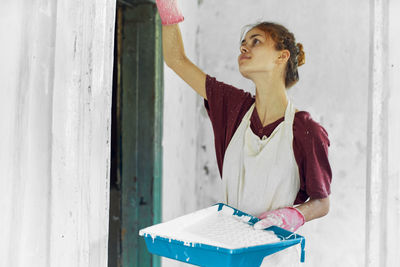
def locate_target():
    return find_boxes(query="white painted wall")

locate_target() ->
[161,1,203,265]
[386,1,400,264]
[0,1,115,266]
[386,2,400,265]
[366,0,400,266]
[162,0,373,266]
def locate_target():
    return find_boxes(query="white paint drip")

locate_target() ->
[139,205,280,249]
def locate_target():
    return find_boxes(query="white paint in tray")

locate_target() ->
[139,205,280,249]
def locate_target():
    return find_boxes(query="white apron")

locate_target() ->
[222,99,301,266]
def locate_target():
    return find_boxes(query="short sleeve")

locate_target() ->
[204,74,252,124]
[203,74,254,177]
[300,119,332,200]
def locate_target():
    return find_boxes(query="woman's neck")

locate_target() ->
[253,76,288,127]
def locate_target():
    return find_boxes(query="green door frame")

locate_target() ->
[109,0,162,266]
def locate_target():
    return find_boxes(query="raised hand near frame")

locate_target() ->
[156,0,184,25]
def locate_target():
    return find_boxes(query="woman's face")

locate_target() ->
[238,27,283,79]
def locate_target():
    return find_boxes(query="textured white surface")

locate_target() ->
[366,0,400,266]
[142,205,279,249]
[0,0,115,266]
[386,2,400,266]
[366,0,387,265]
[183,212,279,249]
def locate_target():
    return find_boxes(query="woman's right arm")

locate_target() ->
[160,20,207,99]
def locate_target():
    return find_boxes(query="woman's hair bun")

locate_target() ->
[296,43,305,66]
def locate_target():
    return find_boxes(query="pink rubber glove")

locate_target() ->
[253,207,305,232]
[156,0,184,25]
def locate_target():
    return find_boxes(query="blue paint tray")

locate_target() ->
[139,203,305,266]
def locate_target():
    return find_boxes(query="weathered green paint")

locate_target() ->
[119,3,162,267]
[152,1,163,243]
[117,0,156,7]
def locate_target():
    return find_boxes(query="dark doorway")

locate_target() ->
[109,1,163,266]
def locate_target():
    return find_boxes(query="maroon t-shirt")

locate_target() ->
[203,74,332,205]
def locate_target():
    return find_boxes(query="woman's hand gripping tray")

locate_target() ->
[253,207,305,232]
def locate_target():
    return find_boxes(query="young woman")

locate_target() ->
[156,0,332,265]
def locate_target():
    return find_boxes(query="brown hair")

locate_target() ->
[240,22,305,88]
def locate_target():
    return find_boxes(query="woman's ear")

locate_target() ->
[277,49,290,64]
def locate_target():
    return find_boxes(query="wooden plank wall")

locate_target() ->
[366,0,400,266]
[0,0,116,266]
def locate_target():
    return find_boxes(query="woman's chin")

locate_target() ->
[239,69,251,79]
